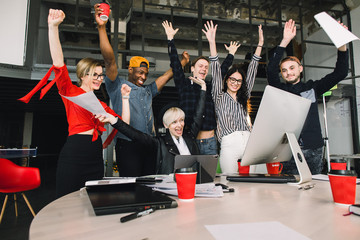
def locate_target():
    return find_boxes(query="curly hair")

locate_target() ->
[223,64,249,112]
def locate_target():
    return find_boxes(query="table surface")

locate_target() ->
[29,177,360,240]
[0,148,37,159]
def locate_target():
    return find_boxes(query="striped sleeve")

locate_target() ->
[210,55,223,103]
[245,54,261,97]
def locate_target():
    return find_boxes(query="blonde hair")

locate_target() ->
[162,107,185,127]
[76,58,103,86]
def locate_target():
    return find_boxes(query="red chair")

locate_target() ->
[0,158,41,224]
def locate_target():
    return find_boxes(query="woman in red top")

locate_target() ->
[20,9,125,198]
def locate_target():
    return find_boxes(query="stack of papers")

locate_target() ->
[148,182,224,198]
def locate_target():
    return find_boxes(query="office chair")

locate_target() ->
[0,158,41,224]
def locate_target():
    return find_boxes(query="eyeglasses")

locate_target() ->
[87,73,105,80]
[228,76,242,85]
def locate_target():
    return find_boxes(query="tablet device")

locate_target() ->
[86,183,177,216]
[174,155,218,183]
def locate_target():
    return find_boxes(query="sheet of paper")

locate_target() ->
[85,178,136,186]
[148,182,224,198]
[205,221,310,240]
[61,91,108,116]
[314,12,359,48]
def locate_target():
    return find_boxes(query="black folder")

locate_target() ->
[86,183,177,216]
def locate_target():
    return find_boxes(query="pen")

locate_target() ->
[120,208,155,223]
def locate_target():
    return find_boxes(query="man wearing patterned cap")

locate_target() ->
[94,5,188,176]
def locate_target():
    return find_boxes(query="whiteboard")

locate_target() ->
[0,0,29,66]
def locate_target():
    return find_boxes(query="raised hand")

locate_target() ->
[121,84,131,97]
[162,20,179,40]
[224,41,241,55]
[94,3,109,26]
[202,20,217,43]
[337,21,348,51]
[280,19,296,47]
[258,24,264,46]
[48,9,65,27]
[181,51,190,66]
[189,76,206,91]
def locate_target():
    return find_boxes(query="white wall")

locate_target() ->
[0,0,29,66]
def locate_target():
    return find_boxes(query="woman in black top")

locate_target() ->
[97,77,206,174]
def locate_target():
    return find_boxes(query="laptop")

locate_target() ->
[174,155,219,183]
[226,173,297,183]
[86,183,177,216]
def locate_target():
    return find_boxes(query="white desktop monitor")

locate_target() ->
[241,86,312,184]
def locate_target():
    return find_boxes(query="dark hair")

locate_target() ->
[223,64,249,112]
[191,56,209,67]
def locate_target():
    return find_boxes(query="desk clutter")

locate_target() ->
[85,175,225,217]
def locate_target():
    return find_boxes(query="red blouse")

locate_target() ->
[19,65,120,145]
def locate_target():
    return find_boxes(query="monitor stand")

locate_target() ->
[285,132,312,185]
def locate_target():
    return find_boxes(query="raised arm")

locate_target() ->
[203,20,218,57]
[279,19,296,48]
[94,3,118,81]
[48,9,65,67]
[254,25,264,56]
[152,21,189,91]
[245,24,263,94]
[121,84,131,124]
[337,21,347,52]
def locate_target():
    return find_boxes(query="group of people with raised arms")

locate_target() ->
[20,5,349,198]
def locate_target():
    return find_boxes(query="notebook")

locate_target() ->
[226,173,297,183]
[174,155,219,183]
[86,183,177,216]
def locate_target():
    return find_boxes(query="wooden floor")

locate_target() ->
[0,156,57,240]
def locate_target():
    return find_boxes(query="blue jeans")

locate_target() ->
[282,147,324,175]
[196,136,218,155]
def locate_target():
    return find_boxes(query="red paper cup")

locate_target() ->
[99,3,110,21]
[238,159,250,174]
[328,170,357,205]
[330,159,347,170]
[266,162,283,174]
[175,170,197,201]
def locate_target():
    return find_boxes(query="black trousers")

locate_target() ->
[56,135,104,198]
[115,138,156,177]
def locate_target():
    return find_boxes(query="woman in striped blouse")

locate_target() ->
[203,20,263,174]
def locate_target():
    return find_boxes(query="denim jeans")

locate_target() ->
[196,136,218,155]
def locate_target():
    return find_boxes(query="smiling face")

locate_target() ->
[128,67,149,87]
[280,60,303,84]
[163,107,185,138]
[226,72,243,94]
[191,58,209,80]
[80,66,104,92]
[167,117,185,138]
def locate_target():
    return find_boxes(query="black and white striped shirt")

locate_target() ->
[210,54,261,142]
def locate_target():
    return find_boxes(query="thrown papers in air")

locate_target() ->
[314,12,359,48]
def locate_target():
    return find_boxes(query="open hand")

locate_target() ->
[202,20,217,43]
[224,41,241,55]
[162,20,179,40]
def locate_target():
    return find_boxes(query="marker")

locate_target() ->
[120,208,155,223]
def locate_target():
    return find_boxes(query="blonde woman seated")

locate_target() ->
[96,77,206,174]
